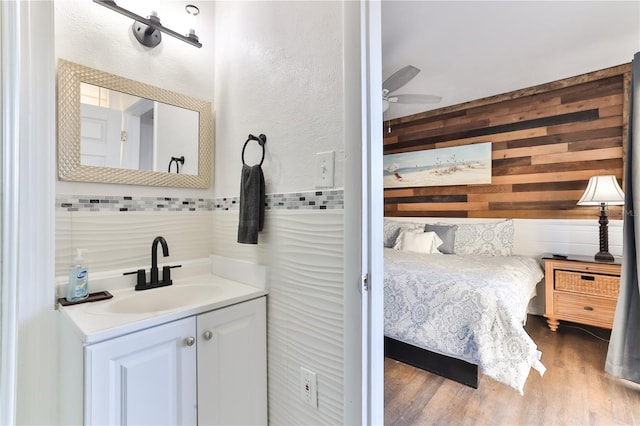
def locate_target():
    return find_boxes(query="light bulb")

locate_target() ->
[185,4,199,36]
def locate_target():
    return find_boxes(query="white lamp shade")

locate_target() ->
[577,175,625,206]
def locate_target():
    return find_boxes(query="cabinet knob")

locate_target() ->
[203,330,213,341]
[583,306,594,311]
[185,336,196,346]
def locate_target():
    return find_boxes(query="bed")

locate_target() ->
[383,219,546,395]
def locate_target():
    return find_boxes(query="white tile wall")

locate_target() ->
[55,211,214,280]
[211,210,345,425]
[54,189,345,280]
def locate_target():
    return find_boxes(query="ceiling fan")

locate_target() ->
[382,65,442,113]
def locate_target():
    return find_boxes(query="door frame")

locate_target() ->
[0,2,19,422]
[0,1,57,424]
[361,1,384,423]
[343,0,383,424]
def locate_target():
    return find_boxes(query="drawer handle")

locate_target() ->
[583,306,594,311]
[580,275,595,281]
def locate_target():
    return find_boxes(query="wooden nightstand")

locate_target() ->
[543,255,621,331]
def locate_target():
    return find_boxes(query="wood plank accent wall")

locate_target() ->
[383,64,631,220]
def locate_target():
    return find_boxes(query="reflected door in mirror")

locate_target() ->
[80,83,199,175]
[80,104,122,167]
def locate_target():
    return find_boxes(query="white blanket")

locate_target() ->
[384,249,546,394]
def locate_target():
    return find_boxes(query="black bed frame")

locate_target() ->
[384,337,478,388]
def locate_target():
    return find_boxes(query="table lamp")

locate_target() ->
[577,175,625,262]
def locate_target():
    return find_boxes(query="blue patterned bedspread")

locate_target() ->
[384,249,545,394]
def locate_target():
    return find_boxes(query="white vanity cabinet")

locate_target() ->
[197,297,268,425]
[60,296,267,426]
[85,317,198,425]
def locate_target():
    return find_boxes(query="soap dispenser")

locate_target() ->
[67,249,89,302]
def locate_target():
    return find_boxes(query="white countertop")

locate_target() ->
[59,256,269,345]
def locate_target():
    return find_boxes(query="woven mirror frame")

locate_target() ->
[57,59,213,188]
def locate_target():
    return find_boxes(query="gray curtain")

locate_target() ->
[605,51,640,384]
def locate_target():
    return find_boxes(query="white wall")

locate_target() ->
[213,1,357,424]
[213,1,345,198]
[155,102,199,175]
[54,0,216,198]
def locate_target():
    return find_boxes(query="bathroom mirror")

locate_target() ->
[57,60,212,188]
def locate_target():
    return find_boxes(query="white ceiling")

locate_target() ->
[382,1,640,120]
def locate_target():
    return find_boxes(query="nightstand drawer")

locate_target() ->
[555,270,619,298]
[554,292,616,328]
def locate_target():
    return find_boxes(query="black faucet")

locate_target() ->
[150,236,169,285]
[124,236,181,291]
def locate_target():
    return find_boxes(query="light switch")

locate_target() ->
[315,151,334,188]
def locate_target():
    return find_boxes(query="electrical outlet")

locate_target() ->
[299,366,318,408]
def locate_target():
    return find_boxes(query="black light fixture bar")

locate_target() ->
[94,0,202,48]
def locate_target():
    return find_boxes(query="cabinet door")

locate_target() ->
[197,297,267,425]
[85,317,198,425]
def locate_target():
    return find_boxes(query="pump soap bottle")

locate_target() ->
[67,248,89,302]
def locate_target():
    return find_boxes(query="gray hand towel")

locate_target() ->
[237,164,265,244]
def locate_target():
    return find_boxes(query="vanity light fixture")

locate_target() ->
[93,0,203,48]
[577,175,625,262]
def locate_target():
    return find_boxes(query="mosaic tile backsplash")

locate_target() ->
[56,189,344,212]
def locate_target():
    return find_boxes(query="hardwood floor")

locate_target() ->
[384,315,640,425]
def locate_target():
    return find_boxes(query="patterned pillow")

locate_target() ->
[425,224,458,254]
[383,219,425,248]
[452,220,514,256]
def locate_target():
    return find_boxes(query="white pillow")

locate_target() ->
[383,219,425,248]
[393,231,443,255]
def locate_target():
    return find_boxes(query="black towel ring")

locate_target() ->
[242,133,267,166]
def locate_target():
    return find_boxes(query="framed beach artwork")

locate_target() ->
[384,142,492,189]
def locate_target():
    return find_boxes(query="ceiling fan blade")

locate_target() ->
[392,94,442,104]
[382,65,420,94]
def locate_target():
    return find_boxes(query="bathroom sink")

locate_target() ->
[100,284,221,314]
